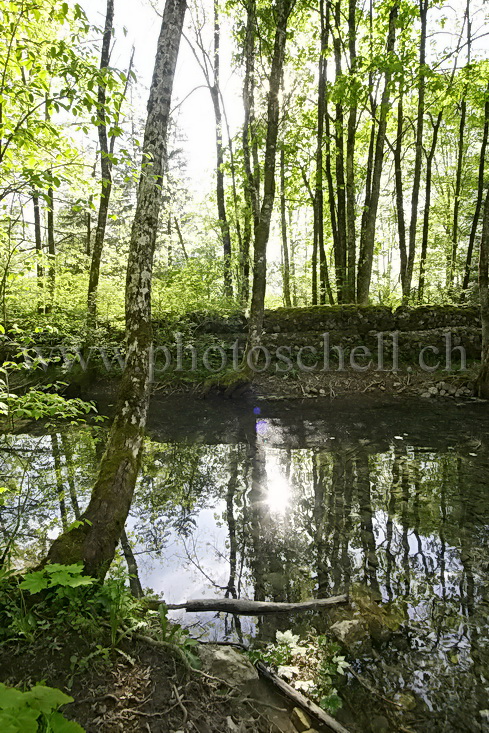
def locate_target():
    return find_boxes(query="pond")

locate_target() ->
[1,394,489,732]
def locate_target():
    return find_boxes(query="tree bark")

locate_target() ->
[211,0,233,298]
[46,185,55,313]
[280,148,292,307]
[345,0,357,303]
[476,187,489,398]
[418,111,442,302]
[32,192,45,313]
[461,84,489,298]
[405,0,427,302]
[241,0,259,306]
[394,92,407,295]
[246,0,295,354]
[44,0,187,579]
[121,528,144,598]
[332,0,347,303]
[87,0,115,329]
[148,595,348,614]
[357,2,398,304]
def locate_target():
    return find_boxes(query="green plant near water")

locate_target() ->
[248,630,349,714]
[0,682,85,732]
[155,604,202,670]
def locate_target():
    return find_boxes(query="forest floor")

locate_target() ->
[0,628,320,733]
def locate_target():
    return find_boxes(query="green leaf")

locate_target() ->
[24,685,73,714]
[49,711,86,732]
[19,571,48,594]
[0,684,24,709]
[0,708,39,733]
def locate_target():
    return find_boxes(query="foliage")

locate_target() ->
[0,682,84,733]
[248,629,349,713]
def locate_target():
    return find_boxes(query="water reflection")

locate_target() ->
[1,410,489,731]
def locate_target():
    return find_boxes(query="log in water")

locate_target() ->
[146,595,348,615]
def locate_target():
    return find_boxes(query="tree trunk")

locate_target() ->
[120,529,144,598]
[394,92,407,295]
[44,0,187,579]
[211,0,233,298]
[280,148,292,307]
[345,0,357,303]
[51,433,68,533]
[46,186,55,313]
[418,111,442,302]
[332,0,347,303]
[405,0,427,302]
[357,2,398,304]
[32,192,45,314]
[87,0,115,329]
[246,0,295,354]
[319,0,334,305]
[241,0,259,306]
[476,187,489,398]
[461,84,489,299]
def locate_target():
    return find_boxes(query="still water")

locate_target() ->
[2,395,489,731]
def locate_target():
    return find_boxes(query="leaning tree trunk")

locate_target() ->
[246,0,295,354]
[87,0,115,329]
[45,0,187,579]
[476,187,489,398]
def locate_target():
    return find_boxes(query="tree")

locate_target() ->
[476,187,489,398]
[45,0,187,578]
[246,0,296,354]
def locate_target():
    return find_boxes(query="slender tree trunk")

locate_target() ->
[121,529,144,598]
[449,0,471,295]
[345,0,357,303]
[246,0,295,355]
[46,186,55,313]
[418,111,443,302]
[332,0,347,303]
[316,0,334,306]
[32,192,44,314]
[357,2,398,304]
[174,216,188,261]
[280,148,292,307]
[60,432,81,520]
[87,0,115,329]
[394,92,407,295]
[211,0,233,298]
[241,0,259,306]
[476,187,489,398]
[51,434,68,533]
[461,84,489,298]
[45,0,187,579]
[405,0,427,302]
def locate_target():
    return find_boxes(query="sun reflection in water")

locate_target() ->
[265,452,291,516]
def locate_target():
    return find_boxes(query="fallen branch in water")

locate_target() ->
[255,662,351,733]
[145,595,348,615]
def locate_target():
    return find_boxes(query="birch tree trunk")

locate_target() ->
[345,0,357,303]
[87,0,115,329]
[45,0,187,579]
[32,192,45,313]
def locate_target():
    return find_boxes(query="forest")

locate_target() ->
[0,0,489,731]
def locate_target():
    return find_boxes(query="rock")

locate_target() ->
[331,618,369,648]
[198,645,258,688]
[421,391,431,398]
[370,715,390,732]
[428,386,438,395]
[291,707,312,732]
